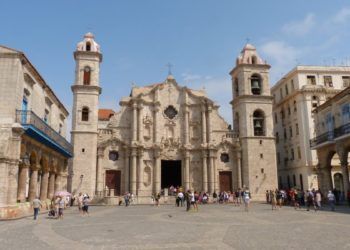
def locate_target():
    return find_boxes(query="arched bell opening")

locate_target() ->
[253,110,265,136]
[251,74,262,95]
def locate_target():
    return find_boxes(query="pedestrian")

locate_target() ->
[185,190,191,211]
[155,192,161,207]
[315,190,322,210]
[243,188,251,212]
[178,191,184,207]
[32,196,42,220]
[124,192,130,207]
[306,190,316,212]
[77,193,83,214]
[58,196,65,219]
[82,194,90,216]
[212,191,218,203]
[270,190,277,210]
[266,190,270,204]
[276,189,282,209]
[327,190,335,211]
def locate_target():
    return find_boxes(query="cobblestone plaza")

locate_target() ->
[1,203,350,249]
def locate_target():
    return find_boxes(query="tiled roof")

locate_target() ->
[98,109,114,121]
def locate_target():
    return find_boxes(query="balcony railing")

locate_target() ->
[334,122,350,138]
[310,122,350,148]
[16,110,73,156]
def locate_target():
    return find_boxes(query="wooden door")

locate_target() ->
[219,171,232,192]
[105,170,121,196]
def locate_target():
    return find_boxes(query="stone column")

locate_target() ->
[96,147,105,196]
[28,166,39,201]
[341,162,349,199]
[17,164,29,202]
[153,149,161,194]
[138,105,143,142]
[55,173,61,193]
[124,147,130,193]
[236,152,242,189]
[202,150,208,192]
[201,105,207,144]
[153,106,159,143]
[184,151,190,190]
[7,162,19,205]
[207,105,212,143]
[48,172,56,199]
[40,171,49,201]
[132,103,138,142]
[184,106,189,145]
[208,154,214,194]
[213,157,218,192]
[130,149,137,194]
[137,148,144,195]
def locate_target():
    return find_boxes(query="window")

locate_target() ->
[287,105,291,116]
[277,152,280,165]
[293,100,297,112]
[280,88,283,99]
[109,151,119,161]
[299,174,304,191]
[44,109,49,123]
[59,123,62,134]
[285,84,289,95]
[274,113,278,124]
[291,79,295,91]
[164,105,178,119]
[295,123,299,135]
[275,132,279,143]
[220,153,229,163]
[251,56,257,64]
[289,126,293,138]
[342,76,350,87]
[291,148,295,161]
[83,67,91,85]
[312,96,319,108]
[297,146,301,159]
[82,107,89,121]
[324,76,333,87]
[293,174,296,186]
[234,77,239,97]
[307,75,316,85]
[341,104,350,124]
[287,175,291,189]
[86,42,91,51]
[251,74,262,95]
[284,128,287,139]
[253,110,265,136]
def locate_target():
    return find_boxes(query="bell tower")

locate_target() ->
[230,44,277,200]
[70,33,102,197]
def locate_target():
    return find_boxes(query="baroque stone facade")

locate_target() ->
[69,34,278,202]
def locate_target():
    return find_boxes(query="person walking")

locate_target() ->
[327,190,336,211]
[77,193,83,214]
[306,190,316,212]
[82,194,90,216]
[185,190,191,211]
[32,197,42,220]
[270,190,277,210]
[58,196,65,219]
[178,191,184,207]
[243,188,251,212]
[124,192,130,207]
[315,190,322,210]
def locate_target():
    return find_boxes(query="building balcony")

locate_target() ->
[16,110,73,157]
[310,122,350,148]
[334,122,350,139]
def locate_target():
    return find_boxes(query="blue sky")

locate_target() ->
[1,1,350,125]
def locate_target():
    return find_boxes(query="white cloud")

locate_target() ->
[332,7,350,23]
[282,13,315,36]
[181,73,202,82]
[260,41,300,82]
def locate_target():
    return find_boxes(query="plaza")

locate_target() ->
[1,203,350,249]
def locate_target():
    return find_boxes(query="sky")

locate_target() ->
[1,1,350,128]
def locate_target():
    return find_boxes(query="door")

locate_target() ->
[105,170,121,196]
[21,98,28,123]
[219,171,232,192]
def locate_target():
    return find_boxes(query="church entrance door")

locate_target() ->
[219,171,232,192]
[105,170,121,196]
[161,160,181,189]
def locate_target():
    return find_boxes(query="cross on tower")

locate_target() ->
[166,63,173,75]
[246,38,250,44]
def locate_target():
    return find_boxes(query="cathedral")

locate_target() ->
[68,33,277,202]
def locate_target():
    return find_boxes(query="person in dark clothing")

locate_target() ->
[185,190,191,211]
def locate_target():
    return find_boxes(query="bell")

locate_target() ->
[254,120,262,129]
[251,79,260,91]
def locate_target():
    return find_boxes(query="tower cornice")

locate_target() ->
[74,51,102,62]
[229,63,271,76]
[71,85,102,94]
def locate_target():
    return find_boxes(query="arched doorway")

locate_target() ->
[334,173,344,192]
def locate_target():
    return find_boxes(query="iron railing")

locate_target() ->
[16,110,73,154]
[334,122,350,138]
[310,131,334,148]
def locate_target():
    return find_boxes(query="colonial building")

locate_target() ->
[311,87,350,196]
[0,45,72,218]
[69,34,278,202]
[271,66,350,191]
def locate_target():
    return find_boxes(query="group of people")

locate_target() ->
[266,188,350,211]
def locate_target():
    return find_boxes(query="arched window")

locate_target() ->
[251,56,257,64]
[86,42,91,51]
[82,107,89,121]
[83,67,91,85]
[234,77,239,97]
[251,74,262,95]
[253,110,265,136]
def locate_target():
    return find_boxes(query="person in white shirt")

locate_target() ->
[327,190,335,211]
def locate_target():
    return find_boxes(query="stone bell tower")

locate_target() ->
[230,43,277,200]
[70,33,102,197]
